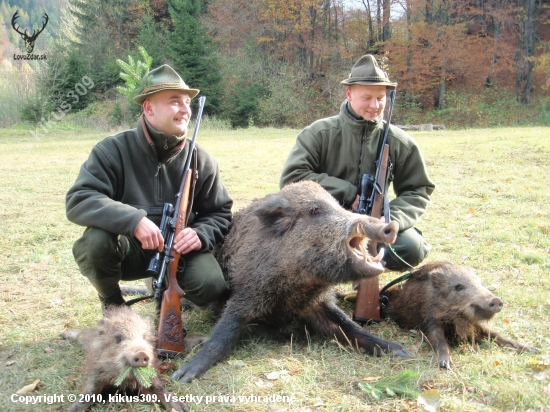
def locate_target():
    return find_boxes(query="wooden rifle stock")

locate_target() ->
[156,171,192,357]
[352,144,390,325]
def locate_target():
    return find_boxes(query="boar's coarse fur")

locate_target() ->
[60,306,188,412]
[173,180,409,382]
[380,261,538,368]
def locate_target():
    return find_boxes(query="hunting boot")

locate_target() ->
[89,278,126,311]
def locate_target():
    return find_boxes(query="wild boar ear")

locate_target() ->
[254,196,295,235]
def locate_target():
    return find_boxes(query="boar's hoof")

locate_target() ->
[389,347,410,358]
[171,368,195,383]
[374,340,409,358]
[438,358,451,369]
[506,340,539,353]
[514,343,540,353]
[172,358,208,383]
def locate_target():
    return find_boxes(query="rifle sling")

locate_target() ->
[125,294,154,306]
[379,271,413,297]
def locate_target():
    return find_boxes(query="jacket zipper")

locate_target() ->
[155,162,162,201]
[356,128,368,187]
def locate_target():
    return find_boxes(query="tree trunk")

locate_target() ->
[438,56,447,109]
[377,0,382,41]
[516,0,539,103]
[435,0,449,109]
[361,0,375,51]
[486,20,501,86]
[425,0,433,24]
[521,0,537,103]
[515,12,524,100]
[405,0,412,72]
[382,0,391,41]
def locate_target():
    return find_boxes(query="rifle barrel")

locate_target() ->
[174,96,206,214]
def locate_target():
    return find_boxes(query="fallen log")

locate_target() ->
[394,124,446,131]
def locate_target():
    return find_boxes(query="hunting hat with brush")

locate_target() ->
[133,65,199,105]
[341,55,397,89]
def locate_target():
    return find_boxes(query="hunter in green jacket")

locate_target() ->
[66,65,232,307]
[280,55,435,271]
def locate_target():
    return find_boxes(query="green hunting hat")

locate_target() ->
[133,64,200,105]
[340,55,397,89]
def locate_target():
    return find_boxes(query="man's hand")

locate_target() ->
[135,217,164,251]
[173,227,202,254]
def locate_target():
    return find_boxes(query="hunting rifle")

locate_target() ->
[146,95,206,357]
[352,90,396,325]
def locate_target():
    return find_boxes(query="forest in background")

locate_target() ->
[0,0,549,130]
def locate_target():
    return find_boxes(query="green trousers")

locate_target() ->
[381,227,431,271]
[72,227,229,306]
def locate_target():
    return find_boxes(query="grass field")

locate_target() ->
[0,125,548,412]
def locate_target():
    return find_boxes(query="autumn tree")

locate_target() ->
[515,0,544,103]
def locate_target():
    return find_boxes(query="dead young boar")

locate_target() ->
[173,180,409,383]
[380,261,538,368]
[60,306,188,412]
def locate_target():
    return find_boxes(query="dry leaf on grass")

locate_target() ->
[533,369,548,381]
[361,376,382,382]
[254,379,274,388]
[265,370,288,380]
[16,379,40,395]
[527,358,550,381]
[527,359,549,370]
[227,359,246,367]
[417,389,441,412]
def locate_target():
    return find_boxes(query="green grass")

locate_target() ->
[0,126,548,411]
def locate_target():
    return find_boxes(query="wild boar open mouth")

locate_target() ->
[346,233,384,270]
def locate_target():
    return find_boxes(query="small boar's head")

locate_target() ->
[96,306,157,371]
[424,262,504,322]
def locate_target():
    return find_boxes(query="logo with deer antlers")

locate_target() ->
[11,10,49,54]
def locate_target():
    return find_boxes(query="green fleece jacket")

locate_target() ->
[280,101,435,231]
[66,116,232,252]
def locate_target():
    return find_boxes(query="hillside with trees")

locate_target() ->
[0,0,549,129]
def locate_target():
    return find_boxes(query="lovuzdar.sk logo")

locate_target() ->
[11,10,48,60]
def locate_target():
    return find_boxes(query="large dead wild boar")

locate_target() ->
[173,180,409,382]
[380,261,538,368]
[60,306,188,412]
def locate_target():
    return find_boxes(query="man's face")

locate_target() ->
[143,90,192,136]
[346,84,387,121]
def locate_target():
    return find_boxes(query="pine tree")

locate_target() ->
[116,46,153,103]
[134,13,167,68]
[166,0,222,115]
[68,0,149,93]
